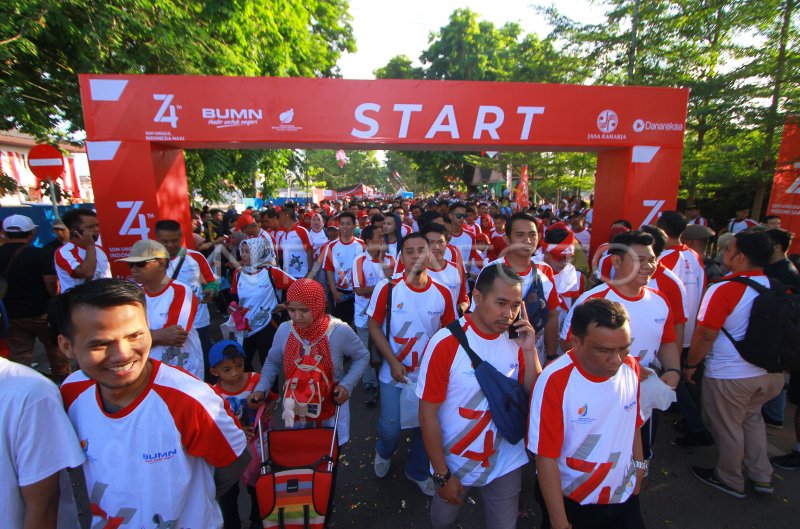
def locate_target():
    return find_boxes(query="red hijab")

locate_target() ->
[283,279,334,376]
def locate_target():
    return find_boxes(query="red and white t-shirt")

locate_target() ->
[417,315,528,486]
[213,372,261,427]
[352,253,395,328]
[232,267,295,337]
[696,271,770,379]
[573,228,592,253]
[400,224,412,237]
[444,243,465,271]
[60,360,247,529]
[552,264,586,345]
[449,229,476,269]
[528,352,642,505]
[428,260,469,314]
[727,218,759,234]
[54,242,112,292]
[144,280,203,380]
[688,217,708,226]
[659,244,705,348]
[648,263,689,330]
[470,257,564,314]
[487,232,507,261]
[280,223,312,278]
[323,237,366,292]
[561,284,675,369]
[308,229,329,260]
[367,275,455,386]
[168,249,217,329]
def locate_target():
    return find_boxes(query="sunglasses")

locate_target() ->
[128,259,155,269]
[454,213,467,219]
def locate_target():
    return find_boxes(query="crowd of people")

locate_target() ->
[1,193,798,529]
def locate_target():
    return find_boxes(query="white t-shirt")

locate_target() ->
[0,359,85,529]
[528,352,642,505]
[323,238,366,292]
[54,242,111,292]
[213,372,261,427]
[449,229,475,269]
[308,229,329,260]
[428,260,469,314]
[367,275,456,386]
[727,218,760,234]
[470,257,564,314]
[573,228,592,253]
[659,244,705,347]
[280,224,312,278]
[352,253,395,328]
[561,284,675,369]
[696,271,769,379]
[232,267,295,337]
[648,264,689,329]
[417,316,528,487]
[144,279,204,379]
[60,360,247,529]
[167,249,217,329]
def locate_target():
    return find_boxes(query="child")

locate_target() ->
[210,340,266,529]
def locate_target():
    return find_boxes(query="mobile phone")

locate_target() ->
[508,311,522,339]
[71,228,84,239]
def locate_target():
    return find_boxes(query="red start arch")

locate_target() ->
[79,74,688,275]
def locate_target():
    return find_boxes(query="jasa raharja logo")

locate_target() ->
[573,404,595,425]
[578,404,589,417]
[142,449,178,464]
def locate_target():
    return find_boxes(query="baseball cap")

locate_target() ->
[52,218,67,230]
[683,224,715,240]
[208,340,246,369]
[686,203,699,209]
[2,214,36,233]
[116,239,169,262]
[234,214,256,231]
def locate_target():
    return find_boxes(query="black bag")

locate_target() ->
[720,276,800,373]
[0,245,26,299]
[446,321,528,445]
[524,267,549,334]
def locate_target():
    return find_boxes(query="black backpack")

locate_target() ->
[720,277,800,373]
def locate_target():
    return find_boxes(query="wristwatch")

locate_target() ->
[431,469,451,488]
[633,460,649,473]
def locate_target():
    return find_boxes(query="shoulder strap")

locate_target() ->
[727,276,770,295]
[170,248,187,280]
[446,320,482,369]
[288,321,335,354]
[3,245,26,276]
[264,266,279,303]
[385,281,393,340]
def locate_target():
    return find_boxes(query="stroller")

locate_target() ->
[252,405,340,529]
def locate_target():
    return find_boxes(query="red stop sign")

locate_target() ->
[27,144,65,180]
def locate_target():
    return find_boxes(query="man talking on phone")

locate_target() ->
[54,209,111,292]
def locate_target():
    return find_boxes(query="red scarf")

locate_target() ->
[283,279,334,376]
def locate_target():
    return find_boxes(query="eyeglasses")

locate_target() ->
[454,213,467,219]
[128,259,155,269]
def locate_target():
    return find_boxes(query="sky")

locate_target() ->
[338,0,608,80]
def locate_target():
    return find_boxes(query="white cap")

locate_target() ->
[2,215,36,233]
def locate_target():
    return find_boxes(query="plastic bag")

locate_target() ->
[399,371,420,429]
[639,371,677,422]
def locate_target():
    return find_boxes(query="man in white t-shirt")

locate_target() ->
[422,223,470,316]
[530,299,646,529]
[723,207,760,234]
[55,209,111,292]
[447,203,476,269]
[368,233,456,497]
[684,230,784,498]
[54,278,249,529]
[324,211,365,325]
[353,225,395,405]
[0,358,85,529]
[278,206,314,278]
[156,219,219,381]
[418,263,541,529]
[118,240,204,380]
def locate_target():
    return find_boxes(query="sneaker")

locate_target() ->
[762,412,784,430]
[675,430,715,448]
[405,471,436,497]
[363,385,378,406]
[771,450,800,470]
[691,466,746,499]
[752,481,774,494]
[374,453,391,478]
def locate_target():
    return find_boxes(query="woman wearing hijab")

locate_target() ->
[247,279,369,445]
[227,237,296,371]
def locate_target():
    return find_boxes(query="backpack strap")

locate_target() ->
[288,321,336,357]
[170,248,187,280]
[720,276,770,348]
[446,320,482,369]
[385,281,393,340]
[3,244,26,277]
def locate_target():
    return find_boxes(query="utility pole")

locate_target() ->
[627,0,640,84]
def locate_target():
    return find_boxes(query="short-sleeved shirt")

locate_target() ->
[0,243,55,318]
[727,218,760,234]
[470,257,564,313]
[54,242,111,292]
[696,271,770,379]
[428,260,469,314]
[280,224,312,278]
[60,360,246,529]
[323,238,366,292]
[213,372,261,427]
[308,229,329,260]
[352,253,395,328]
[417,316,528,487]
[144,280,204,379]
[232,267,295,337]
[648,263,689,327]
[0,358,85,529]
[168,249,217,329]
[528,352,642,505]
[659,244,705,347]
[561,284,675,369]
[449,229,476,269]
[688,217,708,226]
[367,275,455,386]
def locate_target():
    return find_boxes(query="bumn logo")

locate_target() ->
[153,94,179,128]
[280,108,295,124]
[597,110,619,134]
